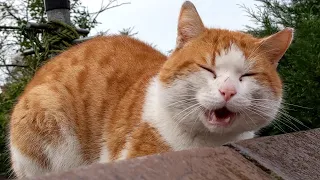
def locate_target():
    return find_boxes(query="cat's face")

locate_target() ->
[158,1,293,135]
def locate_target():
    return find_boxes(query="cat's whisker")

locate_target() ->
[245,107,288,133]
[172,104,202,132]
[172,103,201,121]
[277,109,310,130]
[271,121,288,134]
[245,106,273,121]
[250,103,309,129]
[275,118,301,131]
[183,86,198,90]
[166,98,198,108]
[273,111,301,131]
[255,102,296,111]
[190,110,202,132]
[244,107,268,122]
[240,109,256,128]
[177,105,202,125]
[247,106,299,132]
[248,98,312,109]
[251,102,291,113]
[241,93,302,133]
[238,110,251,129]
[175,95,196,97]
[233,96,305,130]
[281,102,312,110]
[274,118,300,132]
[177,105,201,123]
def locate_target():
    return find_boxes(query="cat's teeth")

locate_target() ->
[225,117,230,123]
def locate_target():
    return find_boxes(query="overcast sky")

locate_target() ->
[81,0,259,53]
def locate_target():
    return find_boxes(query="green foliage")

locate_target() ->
[0,80,27,177]
[243,0,320,136]
[0,0,122,177]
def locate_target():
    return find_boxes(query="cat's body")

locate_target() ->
[9,1,293,178]
[9,36,170,176]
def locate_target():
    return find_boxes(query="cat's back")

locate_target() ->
[24,35,166,92]
[9,35,167,178]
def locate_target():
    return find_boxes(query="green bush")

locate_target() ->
[0,80,27,177]
[244,0,320,136]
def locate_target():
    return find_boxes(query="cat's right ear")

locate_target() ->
[258,28,294,68]
[176,1,205,49]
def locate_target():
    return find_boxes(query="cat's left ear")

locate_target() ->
[259,28,294,68]
[176,1,205,49]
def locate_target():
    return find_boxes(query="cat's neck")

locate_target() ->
[142,76,248,151]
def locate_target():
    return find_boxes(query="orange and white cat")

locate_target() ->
[9,1,293,178]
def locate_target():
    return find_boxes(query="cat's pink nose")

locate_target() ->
[219,86,237,101]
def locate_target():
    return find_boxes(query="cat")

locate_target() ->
[9,1,293,178]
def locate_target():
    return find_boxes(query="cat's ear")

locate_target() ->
[176,1,205,49]
[258,28,294,67]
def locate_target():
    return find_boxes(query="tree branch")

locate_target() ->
[0,25,22,30]
[90,0,130,24]
[0,64,28,68]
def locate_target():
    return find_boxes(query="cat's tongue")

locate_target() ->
[206,107,234,127]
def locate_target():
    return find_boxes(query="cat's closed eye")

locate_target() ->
[239,73,257,81]
[198,64,216,78]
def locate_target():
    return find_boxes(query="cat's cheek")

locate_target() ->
[252,81,279,101]
[195,90,210,108]
[239,79,264,100]
[253,73,282,98]
[239,78,256,90]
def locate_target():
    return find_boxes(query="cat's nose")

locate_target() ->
[219,86,237,101]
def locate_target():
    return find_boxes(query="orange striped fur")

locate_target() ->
[9,1,293,178]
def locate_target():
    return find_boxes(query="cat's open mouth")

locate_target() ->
[205,107,235,127]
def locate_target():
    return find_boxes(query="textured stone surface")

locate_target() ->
[26,147,270,180]
[231,128,320,180]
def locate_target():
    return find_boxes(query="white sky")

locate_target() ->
[81,0,259,53]
[0,0,260,86]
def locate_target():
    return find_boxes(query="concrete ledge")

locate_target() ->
[25,147,270,180]
[230,128,320,180]
[22,128,320,180]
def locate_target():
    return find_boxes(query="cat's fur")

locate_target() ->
[9,1,293,178]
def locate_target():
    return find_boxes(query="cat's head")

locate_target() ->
[158,1,293,135]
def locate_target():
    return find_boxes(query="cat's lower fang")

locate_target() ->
[215,117,231,126]
[206,110,232,127]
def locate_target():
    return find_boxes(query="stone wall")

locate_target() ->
[22,128,320,180]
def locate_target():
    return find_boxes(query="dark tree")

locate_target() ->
[243,0,320,136]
